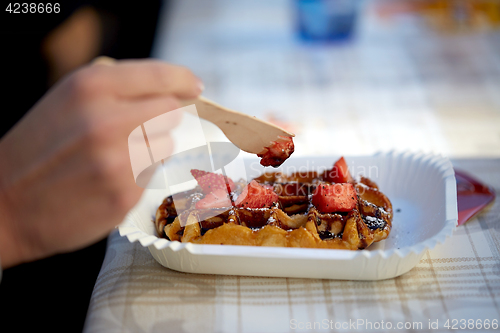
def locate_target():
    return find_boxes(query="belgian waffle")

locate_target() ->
[154,160,393,250]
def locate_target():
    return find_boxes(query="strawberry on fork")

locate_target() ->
[180,96,295,168]
[257,136,295,168]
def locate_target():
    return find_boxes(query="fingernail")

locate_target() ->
[92,56,116,66]
[197,79,205,93]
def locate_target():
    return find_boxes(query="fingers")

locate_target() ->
[90,59,204,100]
[92,56,116,66]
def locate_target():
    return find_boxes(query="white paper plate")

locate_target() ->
[118,151,457,280]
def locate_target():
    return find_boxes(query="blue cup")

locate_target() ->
[295,0,360,41]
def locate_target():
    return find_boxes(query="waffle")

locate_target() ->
[154,160,393,250]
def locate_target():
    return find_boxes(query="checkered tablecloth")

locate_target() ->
[83,159,499,333]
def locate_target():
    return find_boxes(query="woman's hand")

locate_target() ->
[0,59,203,268]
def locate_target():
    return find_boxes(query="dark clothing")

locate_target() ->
[0,2,163,332]
[0,0,163,138]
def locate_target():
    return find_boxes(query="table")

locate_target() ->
[85,158,500,333]
[84,0,500,331]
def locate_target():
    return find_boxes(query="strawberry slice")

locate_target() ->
[190,169,235,194]
[235,180,279,208]
[195,188,232,209]
[323,156,353,183]
[312,183,357,213]
[258,136,294,167]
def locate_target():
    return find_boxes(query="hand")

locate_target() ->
[0,59,203,268]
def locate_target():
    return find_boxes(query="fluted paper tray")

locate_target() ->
[119,151,458,280]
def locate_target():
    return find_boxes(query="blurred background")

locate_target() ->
[1,1,500,331]
[3,0,500,158]
[152,0,500,158]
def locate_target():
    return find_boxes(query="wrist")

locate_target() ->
[0,148,27,269]
[0,188,23,269]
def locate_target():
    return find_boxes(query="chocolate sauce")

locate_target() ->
[278,195,309,214]
[363,216,386,230]
[318,230,335,240]
[237,208,272,229]
[197,209,230,230]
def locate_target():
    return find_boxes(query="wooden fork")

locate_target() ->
[180,96,294,154]
[90,57,294,154]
